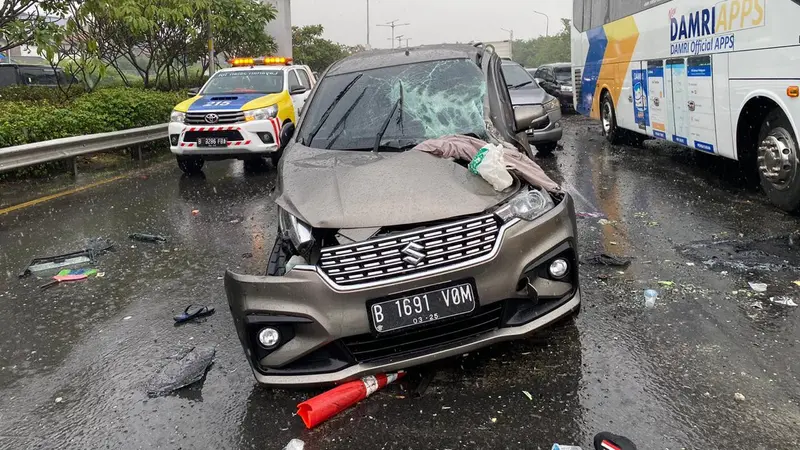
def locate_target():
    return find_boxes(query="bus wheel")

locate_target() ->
[757,109,800,212]
[601,93,622,145]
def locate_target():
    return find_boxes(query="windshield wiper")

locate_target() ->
[373,81,404,152]
[324,87,368,149]
[306,73,363,145]
[509,81,533,89]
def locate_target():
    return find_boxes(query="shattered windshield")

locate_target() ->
[554,67,572,84]
[501,63,538,89]
[299,59,488,150]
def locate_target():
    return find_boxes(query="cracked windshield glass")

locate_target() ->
[300,59,487,150]
[2,0,800,448]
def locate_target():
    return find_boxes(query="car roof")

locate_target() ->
[326,44,481,76]
[540,62,571,68]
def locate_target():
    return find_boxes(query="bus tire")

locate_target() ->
[757,109,800,212]
[600,93,623,145]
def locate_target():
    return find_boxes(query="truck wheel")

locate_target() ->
[266,235,289,276]
[176,156,204,175]
[535,142,559,155]
[757,109,800,212]
[600,92,623,145]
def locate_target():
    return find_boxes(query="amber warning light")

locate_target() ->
[229,56,292,67]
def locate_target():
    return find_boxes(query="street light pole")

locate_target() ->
[500,27,514,60]
[366,0,370,48]
[377,20,409,49]
[532,10,550,37]
[208,6,215,76]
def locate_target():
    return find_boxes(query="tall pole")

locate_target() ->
[533,10,550,37]
[501,28,514,60]
[366,0,370,48]
[404,37,412,48]
[395,35,404,48]
[377,20,409,49]
[208,6,215,76]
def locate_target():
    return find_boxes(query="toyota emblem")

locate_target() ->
[204,113,219,124]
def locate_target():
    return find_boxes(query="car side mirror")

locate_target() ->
[513,105,547,133]
[279,121,296,150]
[187,87,199,97]
[289,85,307,95]
[534,78,545,84]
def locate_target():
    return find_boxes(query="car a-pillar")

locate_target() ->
[737,97,800,212]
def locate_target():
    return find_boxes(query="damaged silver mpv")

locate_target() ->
[224,45,582,385]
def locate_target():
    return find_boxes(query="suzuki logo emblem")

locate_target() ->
[204,113,219,124]
[401,242,426,266]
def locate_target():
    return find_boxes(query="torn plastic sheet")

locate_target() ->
[19,238,115,278]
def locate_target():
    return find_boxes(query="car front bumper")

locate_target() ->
[224,194,580,386]
[526,107,563,144]
[169,119,281,156]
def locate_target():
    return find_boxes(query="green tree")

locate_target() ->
[292,25,348,73]
[0,0,68,53]
[512,18,571,69]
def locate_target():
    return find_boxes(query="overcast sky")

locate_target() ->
[291,0,572,48]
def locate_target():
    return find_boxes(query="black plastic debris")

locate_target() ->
[585,253,632,268]
[678,235,800,273]
[173,305,216,325]
[129,233,168,243]
[19,238,115,278]
[147,346,216,397]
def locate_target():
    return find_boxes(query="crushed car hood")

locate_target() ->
[275,144,519,229]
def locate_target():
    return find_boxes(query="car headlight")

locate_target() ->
[278,208,314,254]
[170,110,185,123]
[245,105,279,122]
[494,188,555,223]
[543,98,560,112]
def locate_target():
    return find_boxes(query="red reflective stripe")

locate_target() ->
[187,143,194,147]
[189,127,196,132]
[179,143,185,147]
[227,126,234,131]
[270,118,280,147]
[244,140,251,145]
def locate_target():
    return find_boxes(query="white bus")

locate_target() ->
[570,0,800,212]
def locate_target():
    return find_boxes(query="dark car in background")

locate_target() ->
[0,63,70,88]
[533,63,574,111]
[502,60,562,154]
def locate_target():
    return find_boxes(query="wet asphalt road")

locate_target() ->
[1,115,799,450]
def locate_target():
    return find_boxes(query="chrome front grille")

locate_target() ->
[185,111,245,125]
[319,215,501,286]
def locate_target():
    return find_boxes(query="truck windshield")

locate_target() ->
[300,59,488,150]
[202,70,284,95]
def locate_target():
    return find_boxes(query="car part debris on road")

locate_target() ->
[586,253,631,268]
[552,444,581,450]
[147,346,215,397]
[174,305,216,324]
[593,432,638,450]
[129,233,167,243]
[19,238,114,277]
[296,371,404,429]
[748,282,768,293]
[576,212,606,218]
[769,297,798,307]
[282,439,304,450]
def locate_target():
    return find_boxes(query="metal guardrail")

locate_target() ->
[0,124,169,174]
